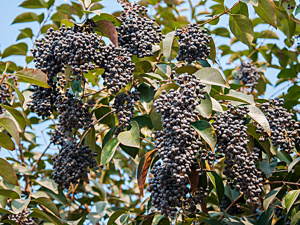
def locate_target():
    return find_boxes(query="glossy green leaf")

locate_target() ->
[12,12,40,24]
[291,210,300,225]
[108,210,127,225]
[256,207,274,225]
[0,159,18,186]
[1,105,26,131]
[0,117,20,145]
[95,201,107,216]
[240,0,258,6]
[0,188,20,200]
[192,120,217,151]
[254,0,277,28]
[285,190,300,213]
[194,68,228,88]
[0,133,15,150]
[95,20,118,46]
[215,91,255,105]
[19,0,47,9]
[162,31,175,61]
[17,28,34,40]
[101,137,119,165]
[277,68,297,79]
[138,83,155,103]
[93,13,121,26]
[263,187,281,211]
[60,19,74,28]
[246,105,270,134]
[259,157,277,178]
[14,69,49,88]
[118,121,140,148]
[1,43,28,58]
[29,208,63,225]
[288,157,300,172]
[196,93,212,118]
[208,171,224,204]
[11,198,30,213]
[85,127,96,153]
[229,14,254,47]
[150,107,163,130]
[32,197,60,216]
[36,179,58,194]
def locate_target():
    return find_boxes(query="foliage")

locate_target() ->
[0,0,299,224]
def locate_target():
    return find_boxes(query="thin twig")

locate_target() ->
[248,29,274,59]
[30,143,51,172]
[0,74,6,86]
[219,193,244,221]
[271,2,300,25]
[264,181,300,186]
[78,110,116,146]
[199,1,239,27]
[82,87,107,98]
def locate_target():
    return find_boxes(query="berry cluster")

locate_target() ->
[175,24,211,63]
[96,45,135,93]
[274,206,291,224]
[51,143,97,189]
[112,90,140,134]
[256,99,300,154]
[148,162,205,219]
[237,61,260,89]
[8,211,35,225]
[149,72,211,217]
[220,195,244,215]
[213,105,265,203]
[0,83,10,114]
[117,0,164,58]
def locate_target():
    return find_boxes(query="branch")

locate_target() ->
[271,2,300,25]
[264,181,300,186]
[78,110,116,146]
[30,143,51,172]
[199,1,239,27]
[219,193,244,221]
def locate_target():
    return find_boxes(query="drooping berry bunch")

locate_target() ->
[237,61,260,89]
[112,90,140,134]
[220,195,244,215]
[153,72,207,178]
[256,99,300,154]
[8,211,35,225]
[117,0,164,58]
[148,162,205,219]
[51,143,97,189]
[50,91,92,145]
[0,82,10,114]
[175,24,211,63]
[96,45,135,93]
[213,105,265,203]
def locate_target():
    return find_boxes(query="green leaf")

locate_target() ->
[12,12,40,24]
[36,179,58,194]
[93,13,121,26]
[11,198,30,213]
[196,93,212,118]
[285,190,300,213]
[0,118,20,145]
[162,31,175,61]
[120,211,130,224]
[231,2,249,17]
[259,157,277,178]
[153,83,179,102]
[138,83,155,103]
[229,14,254,47]
[0,188,20,200]
[215,91,255,105]
[291,210,300,225]
[60,19,74,28]
[0,105,26,131]
[95,201,107,216]
[256,207,274,225]
[192,120,217,151]
[207,171,224,204]
[1,43,28,58]
[278,13,296,40]
[207,38,216,62]
[29,208,63,225]
[72,78,82,92]
[137,149,158,196]
[194,68,228,88]
[277,68,297,79]
[0,133,15,150]
[0,159,18,186]
[246,105,270,134]
[101,137,119,165]
[254,0,277,28]
[95,20,118,46]
[263,187,281,211]
[17,28,34,40]
[240,0,258,6]
[150,107,163,130]
[85,127,96,153]
[118,121,140,148]
[32,197,60,216]
[288,157,300,172]
[14,69,49,88]
[175,65,198,75]
[19,0,47,9]
[108,210,127,225]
